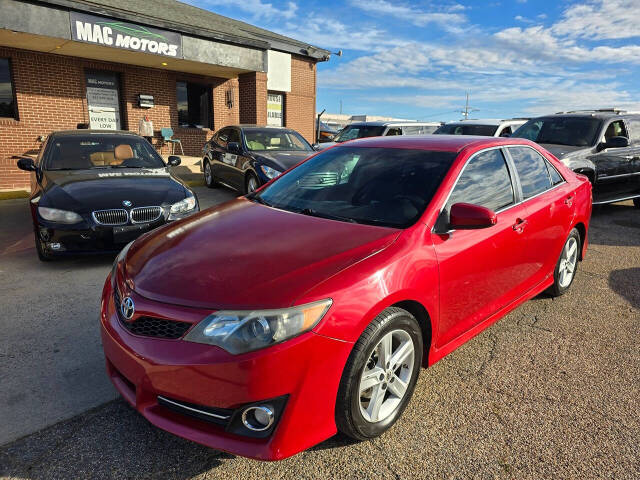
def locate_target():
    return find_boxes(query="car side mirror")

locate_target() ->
[167,156,181,167]
[449,203,497,230]
[17,156,37,172]
[228,142,242,155]
[599,136,629,150]
[312,144,321,151]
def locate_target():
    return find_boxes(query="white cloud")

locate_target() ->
[190,0,298,21]
[348,0,467,30]
[552,0,640,40]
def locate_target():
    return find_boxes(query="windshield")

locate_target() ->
[512,117,602,147]
[434,124,498,136]
[254,146,455,228]
[333,125,386,143]
[244,129,312,152]
[45,135,165,170]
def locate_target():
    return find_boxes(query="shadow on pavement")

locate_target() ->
[608,268,640,310]
[589,202,640,247]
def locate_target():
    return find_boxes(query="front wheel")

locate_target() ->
[245,173,259,194]
[547,228,580,297]
[336,307,423,441]
[203,160,217,189]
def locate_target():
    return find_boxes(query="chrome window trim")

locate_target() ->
[432,144,568,234]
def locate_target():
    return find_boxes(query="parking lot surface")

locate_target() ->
[1,192,638,479]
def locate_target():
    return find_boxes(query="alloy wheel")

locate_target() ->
[558,236,578,288]
[359,329,415,423]
[204,162,212,185]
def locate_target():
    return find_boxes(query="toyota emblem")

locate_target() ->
[120,296,135,320]
[122,200,132,207]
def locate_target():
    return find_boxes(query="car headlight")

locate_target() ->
[184,299,332,354]
[38,206,82,224]
[169,193,197,219]
[260,165,282,179]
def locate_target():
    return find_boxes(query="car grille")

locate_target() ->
[114,290,192,339]
[93,209,128,225]
[131,206,162,223]
[157,396,233,427]
[298,172,339,188]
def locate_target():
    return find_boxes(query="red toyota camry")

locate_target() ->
[101,136,591,460]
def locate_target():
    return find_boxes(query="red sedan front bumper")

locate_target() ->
[100,275,353,460]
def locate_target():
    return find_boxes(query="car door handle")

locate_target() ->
[512,218,528,234]
[564,195,574,207]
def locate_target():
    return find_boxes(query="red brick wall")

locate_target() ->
[0,47,242,190]
[238,71,268,125]
[285,55,317,143]
[0,47,318,191]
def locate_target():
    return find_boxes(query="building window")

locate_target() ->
[0,58,17,119]
[267,92,284,127]
[176,81,211,128]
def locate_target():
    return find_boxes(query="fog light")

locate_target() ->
[48,242,62,250]
[241,406,274,431]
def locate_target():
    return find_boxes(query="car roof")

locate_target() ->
[443,119,525,126]
[49,129,140,137]
[346,121,441,127]
[533,112,634,120]
[231,125,293,130]
[336,134,538,152]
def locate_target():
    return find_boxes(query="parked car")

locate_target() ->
[102,135,591,460]
[16,130,198,261]
[434,119,527,137]
[314,121,442,150]
[202,125,315,193]
[511,109,640,206]
[317,121,338,143]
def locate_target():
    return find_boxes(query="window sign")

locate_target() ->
[86,71,121,130]
[267,93,284,127]
[71,12,182,58]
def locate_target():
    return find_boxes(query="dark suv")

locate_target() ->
[512,109,640,206]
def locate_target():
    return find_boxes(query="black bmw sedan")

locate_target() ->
[201,125,315,193]
[17,130,199,261]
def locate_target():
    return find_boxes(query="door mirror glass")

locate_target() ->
[449,203,497,229]
[167,156,181,166]
[601,136,629,149]
[228,142,242,154]
[17,157,36,172]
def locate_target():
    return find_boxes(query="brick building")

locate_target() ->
[0,0,329,191]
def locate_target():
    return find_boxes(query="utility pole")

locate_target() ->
[461,92,478,119]
[339,99,343,115]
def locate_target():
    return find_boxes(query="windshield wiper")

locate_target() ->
[299,208,357,223]
[251,195,272,207]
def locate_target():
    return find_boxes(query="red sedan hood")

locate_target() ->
[125,198,400,309]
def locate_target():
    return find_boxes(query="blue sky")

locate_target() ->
[191,0,640,122]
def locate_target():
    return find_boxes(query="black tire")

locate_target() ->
[633,198,640,209]
[34,232,52,262]
[336,307,423,441]
[203,160,217,189]
[245,172,259,194]
[547,228,580,297]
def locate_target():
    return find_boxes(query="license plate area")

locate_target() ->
[113,223,151,243]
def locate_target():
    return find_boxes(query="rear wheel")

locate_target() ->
[547,228,580,297]
[34,232,52,262]
[204,160,217,188]
[336,307,422,441]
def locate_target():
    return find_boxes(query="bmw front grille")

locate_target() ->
[131,206,162,224]
[92,209,128,225]
[92,206,162,225]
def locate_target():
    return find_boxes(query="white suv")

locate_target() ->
[434,119,527,137]
[315,121,442,150]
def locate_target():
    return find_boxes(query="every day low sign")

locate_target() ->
[70,12,182,58]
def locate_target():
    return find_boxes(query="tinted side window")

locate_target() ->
[216,129,230,148]
[508,147,552,198]
[447,149,514,212]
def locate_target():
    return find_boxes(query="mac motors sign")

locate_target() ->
[70,12,182,58]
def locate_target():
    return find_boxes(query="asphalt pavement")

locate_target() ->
[0,191,638,479]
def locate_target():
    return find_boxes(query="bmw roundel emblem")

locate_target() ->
[120,296,135,320]
[122,200,132,207]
